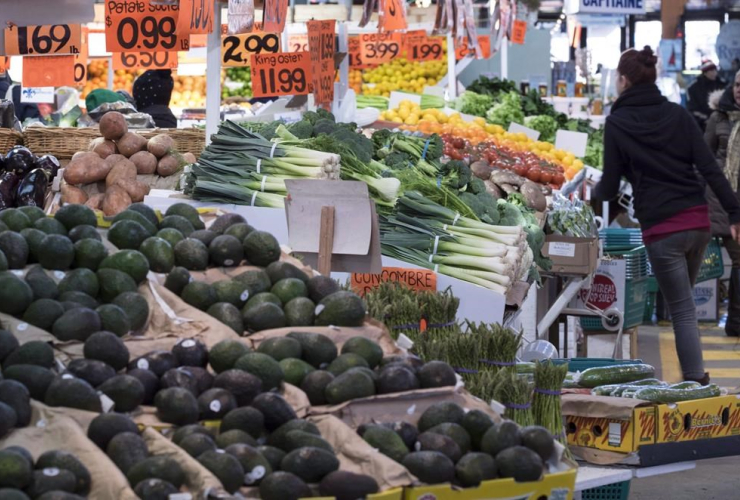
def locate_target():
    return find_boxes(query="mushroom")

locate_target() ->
[520,181,547,212]
[484,180,503,198]
[491,169,526,187]
[471,160,494,180]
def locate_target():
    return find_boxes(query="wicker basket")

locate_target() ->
[0,129,23,151]
[23,127,99,159]
[138,128,205,158]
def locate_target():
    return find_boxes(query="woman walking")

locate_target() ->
[705,72,740,337]
[594,47,740,384]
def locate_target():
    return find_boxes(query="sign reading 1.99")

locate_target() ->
[105,0,189,53]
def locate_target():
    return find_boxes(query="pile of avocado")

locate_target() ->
[0,356,32,438]
[0,446,91,499]
[358,401,555,488]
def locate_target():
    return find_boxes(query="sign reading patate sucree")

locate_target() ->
[573,0,645,15]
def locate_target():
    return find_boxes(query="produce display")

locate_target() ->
[0,446,91,497]
[0,147,60,210]
[222,67,252,100]
[360,59,447,97]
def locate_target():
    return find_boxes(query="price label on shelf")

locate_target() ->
[178,0,214,35]
[105,0,189,53]
[4,24,82,56]
[455,35,491,60]
[407,32,444,62]
[288,34,308,53]
[22,55,76,87]
[221,32,281,67]
[379,0,407,31]
[262,0,289,33]
[73,27,89,85]
[307,20,335,107]
[112,51,178,70]
[359,32,400,65]
[250,52,313,98]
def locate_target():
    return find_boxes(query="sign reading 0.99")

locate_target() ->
[105,0,189,53]
[4,24,82,56]
[250,52,313,98]
[222,32,281,67]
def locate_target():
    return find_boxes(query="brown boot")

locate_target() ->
[685,372,711,386]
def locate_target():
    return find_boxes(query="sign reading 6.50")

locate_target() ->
[105,0,189,53]
[222,32,280,67]
[113,51,178,71]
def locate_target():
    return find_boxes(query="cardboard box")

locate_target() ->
[542,235,599,275]
[565,406,656,453]
[655,393,740,443]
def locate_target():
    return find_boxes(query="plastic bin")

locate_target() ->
[581,480,631,500]
[697,238,724,283]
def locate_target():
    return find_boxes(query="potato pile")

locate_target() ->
[61,112,196,216]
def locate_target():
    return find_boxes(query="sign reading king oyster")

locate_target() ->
[573,0,646,15]
[717,20,740,71]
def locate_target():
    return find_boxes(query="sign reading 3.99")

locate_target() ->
[105,0,189,53]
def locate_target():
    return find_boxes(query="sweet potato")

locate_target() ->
[91,138,117,159]
[84,193,105,210]
[71,151,88,162]
[104,154,127,170]
[147,134,175,158]
[157,154,180,177]
[61,184,88,205]
[116,132,147,157]
[105,159,137,188]
[64,152,109,185]
[101,185,132,216]
[182,152,196,164]
[130,151,158,175]
[99,111,128,141]
[115,178,150,203]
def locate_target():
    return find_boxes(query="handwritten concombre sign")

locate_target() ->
[351,267,437,296]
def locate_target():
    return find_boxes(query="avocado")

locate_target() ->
[257,337,302,361]
[418,401,466,432]
[1,365,54,400]
[67,225,101,243]
[462,410,495,451]
[257,446,285,471]
[242,230,281,266]
[213,370,261,406]
[160,368,199,395]
[171,424,213,446]
[0,450,31,489]
[154,387,199,425]
[315,291,365,327]
[286,331,338,368]
[163,267,191,297]
[279,358,315,387]
[111,210,157,236]
[267,419,320,451]
[35,450,91,494]
[207,302,243,334]
[225,444,272,485]
[0,380,31,426]
[51,307,101,342]
[0,330,19,362]
[34,217,69,236]
[180,281,217,311]
[362,424,409,463]
[233,269,272,296]
[73,239,108,271]
[156,228,184,249]
[299,370,335,406]
[54,204,97,230]
[224,223,254,242]
[126,456,185,490]
[126,368,159,404]
[173,238,208,270]
[403,451,455,484]
[3,341,54,369]
[172,338,208,367]
[481,420,522,457]
[107,220,149,250]
[520,425,556,461]
[251,392,297,431]
[21,299,65,331]
[83,331,130,371]
[67,358,116,387]
[327,353,369,377]
[319,470,379,500]
[129,350,177,377]
[87,412,140,450]
[242,302,286,332]
[212,279,251,308]
[112,292,149,331]
[244,291,282,310]
[58,268,99,297]
[99,250,150,284]
[44,377,102,412]
[159,215,195,237]
[17,206,46,224]
[208,339,250,373]
[189,229,217,246]
[106,432,149,474]
[283,297,315,327]
[495,445,543,482]
[198,387,236,420]
[127,203,160,228]
[196,450,244,493]
[259,471,311,500]
[382,421,419,450]
[135,237,174,274]
[306,275,340,303]
[23,266,58,300]
[419,360,457,389]
[216,429,257,449]
[220,407,265,438]
[455,452,498,487]
[281,447,339,483]
[324,369,375,405]
[209,213,246,234]
[133,478,178,500]
[95,304,131,337]
[209,235,244,267]
[284,430,333,453]
[270,278,308,305]
[178,433,216,458]
[57,291,98,309]
[0,402,17,436]
[0,488,29,500]
[0,274,33,315]
[20,227,45,263]
[0,232,29,269]
[0,249,7,270]
[340,336,383,369]
[96,268,137,303]
[165,203,204,230]
[428,423,472,455]
[416,431,462,463]
[3,447,32,467]
[378,364,420,394]
[265,261,309,285]
[98,375,145,412]
[234,352,284,391]
[0,209,31,232]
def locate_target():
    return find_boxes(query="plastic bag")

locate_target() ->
[547,193,598,238]
[228,0,254,34]
[87,100,137,122]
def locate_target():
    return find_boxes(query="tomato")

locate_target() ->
[527,168,542,183]
[552,172,565,185]
[540,171,553,184]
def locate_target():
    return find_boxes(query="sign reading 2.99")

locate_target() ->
[105,0,189,53]
[222,32,281,67]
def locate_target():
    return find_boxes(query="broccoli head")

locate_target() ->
[302,111,321,125]
[384,150,414,170]
[440,160,472,190]
[316,108,335,121]
[467,177,486,195]
[372,129,394,153]
[497,199,526,226]
[423,134,444,161]
[287,120,314,139]
[313,118,337,136]
[525,223,552,271]
[330,127,374,164]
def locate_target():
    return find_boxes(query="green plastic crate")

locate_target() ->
[581,276,649,331]
[581,480,631,500]
[551,358,643,372]
[697,238,723,283]
[643,291,657,323]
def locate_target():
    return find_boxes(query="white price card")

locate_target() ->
[555,130,588,158]
[509,122,540,141]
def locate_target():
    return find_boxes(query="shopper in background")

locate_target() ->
[688,60,725,130]
[594,47,740,385]
[0,71,40,122]
[705,71,740,337]
[133,69,177,128]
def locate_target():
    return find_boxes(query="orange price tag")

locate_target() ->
[250,52,313,98]
[455,35,492,60]
[22,55,76,87]
[178,0,214,35]
[379,0,408,32]
[511,20,527,44]
[190,34,208,48]
[348,36,372,69]
[407,33,444,62]
[73,27,89,86]
[112,51,179,70]
[4,24,82,56]
[221,22,262,35]
[351,267,437,296]
[105,0,188,53]
[307,20,336,107]
[221,32,281,67]
[0,57,10,72]
[359,32,401,65]
[262,0,289,33]
[288,34,309,53]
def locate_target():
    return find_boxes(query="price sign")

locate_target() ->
[113,51,178,70]
[4,24,82,56]
[379,0,408,31]
[263,0,289,33]
[351,267,437,295]
[74,28,89,86]
[178,0,214,35]
[348,36,371,69]
[407,32,444,62]
[250,52,313,98]
[105,0,188,53]
[1,57,10,72]
[22,55,76,87]
[511,20,527,44]
[221,32,281,67]
[307,20,335,107]
[359,32,400,65]
[288,34,308,53]
[455,35,492,60]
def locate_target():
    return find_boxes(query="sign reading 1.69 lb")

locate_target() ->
[4,24,82,56]
[105,0,189,52]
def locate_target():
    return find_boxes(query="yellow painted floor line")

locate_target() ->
[658,332,682,383]
[704,368,740,378]
[703,349,740,361]
[700,336,740,345]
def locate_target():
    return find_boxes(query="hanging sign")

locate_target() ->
[105,0,189,53]
[250,52,313,98]
[307,20,335,107]
[348,36,372,69]
[574,0,646,15]
[455,35,491,60]
[0,57,10,71]
[22,55,76,87]
[263,0,289,33]
[112,51,179,70]
[359,32,401,65]
[288,34,309,53]
[379,0,408,32]
[716,20,740,70]
[221,32,281,67]
[4,24,82,56]
[73,27,89,86]
[178,0,214,35]
[407,32,445,62]
[511,20,527,44]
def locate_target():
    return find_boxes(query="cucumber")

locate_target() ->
[669,381,701,390]
[592,378,664,396]
[634,384,721,403]
[563,374,579,388]
[621,389,640,398]
[610,382,667,397]
[576,364,656,388]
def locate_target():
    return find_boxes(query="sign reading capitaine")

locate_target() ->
[572,0,645,15]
